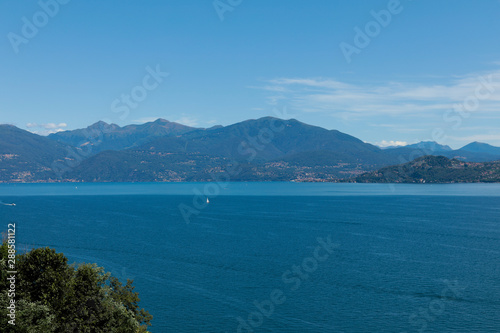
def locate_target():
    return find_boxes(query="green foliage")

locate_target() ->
[108,277,153,326]
[16,247,71,307]
[0,244,152,332]
[0,237,9,291]
[0,293,56,332]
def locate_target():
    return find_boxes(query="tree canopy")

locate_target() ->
[0,238,152,332]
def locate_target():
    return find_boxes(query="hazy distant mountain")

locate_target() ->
[443,142,500,162]
[458,142,500,156]
[48,119,198,155]
[406,141,452,152]
[0,125,75,182]
[351,155,500,183]
[382,141,452,152]
[384,140,500,163]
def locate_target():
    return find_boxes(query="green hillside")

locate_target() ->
[351,155,500,183]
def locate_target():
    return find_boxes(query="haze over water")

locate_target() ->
[1,183,499,332]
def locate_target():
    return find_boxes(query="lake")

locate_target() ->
[1,183,499,332]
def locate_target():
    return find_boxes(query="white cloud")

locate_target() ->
[25,123,67,135]
[375,140,408,148]
[175,116,198,127]
[26,122,67,129]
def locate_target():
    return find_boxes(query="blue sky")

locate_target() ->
[1,0,500,149]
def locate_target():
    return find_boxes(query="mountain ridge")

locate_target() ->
[0,125,77,182]
[381,141,453,152]
[1,118,500,183]
[458,142,500,155]
[48,119,198,155]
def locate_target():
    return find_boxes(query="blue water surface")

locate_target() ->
[1,183,499,332]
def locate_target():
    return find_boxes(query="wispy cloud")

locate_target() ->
[256,69,500,119]
[26,122,67,135]
[375,140,408,148]
[175,116,198,127]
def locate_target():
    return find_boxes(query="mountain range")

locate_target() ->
[48,119,198,155]
[1,117,499,183]
[382,141,500,163]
